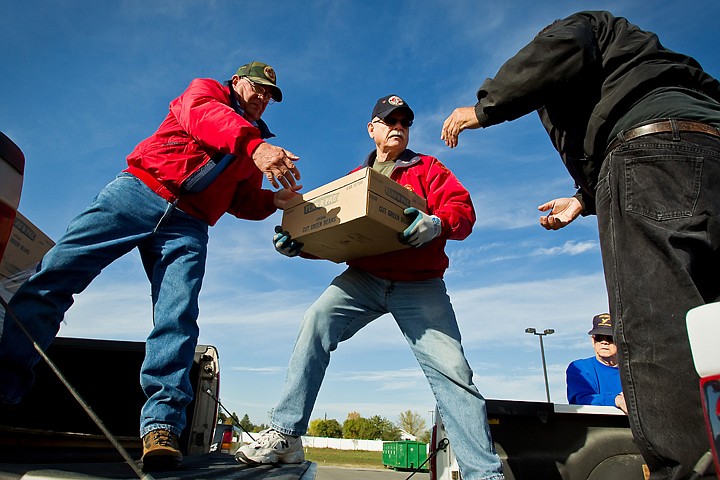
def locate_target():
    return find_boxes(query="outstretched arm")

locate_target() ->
[252,142,301,189]
[440,107,481,148]
[273,184,303,209]
[538,196,583,230]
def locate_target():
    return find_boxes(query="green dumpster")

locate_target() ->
[382,440,428,471]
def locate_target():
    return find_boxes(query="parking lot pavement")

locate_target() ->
[315,466,429,480]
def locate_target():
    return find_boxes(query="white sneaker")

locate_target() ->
[235,428,305,464]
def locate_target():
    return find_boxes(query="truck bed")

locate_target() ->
[432,399,645,480]
[0,337,315,479]
[0,454,316,479]
[0,337,218,458]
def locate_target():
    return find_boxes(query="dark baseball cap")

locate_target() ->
[371,94,414,121]
[588,313,613,336]
[235,61,282,102]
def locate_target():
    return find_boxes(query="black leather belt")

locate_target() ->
[606,119,720,154]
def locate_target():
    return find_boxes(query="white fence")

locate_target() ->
[240,432,384,451]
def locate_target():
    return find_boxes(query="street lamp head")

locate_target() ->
[525,328,536,334]
[544,329,555,335]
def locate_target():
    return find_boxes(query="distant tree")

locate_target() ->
[342,414,400,440]
[219,410,239,425]
[369,415,401,441]
[254,423,269,433]
[346,411,361,420]
[342,416,368,439]
[228,411,242,425]
[417,429,431,444]
[309,418,342,438]
[239,414,254,432]
[398,410,426,436]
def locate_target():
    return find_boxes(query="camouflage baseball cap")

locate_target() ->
[235,61,282,102]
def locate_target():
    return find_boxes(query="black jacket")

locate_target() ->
[473,10,720,212]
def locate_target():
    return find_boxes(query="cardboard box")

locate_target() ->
[281,167,427,263]
[0,211,54,294]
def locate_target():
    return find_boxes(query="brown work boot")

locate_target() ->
[141,428,183,471]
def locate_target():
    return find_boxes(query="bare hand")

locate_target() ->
[538,197,583,230]
[273,184,303,210]
[252,142,301,189]
[615,392,628,414]
[441,106,481,148]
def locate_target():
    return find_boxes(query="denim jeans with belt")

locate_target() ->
[270,267,504,480]
[0,172,209,438]
[596,129,720,480]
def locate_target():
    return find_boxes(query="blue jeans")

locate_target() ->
[0,172,208,438]
[270,267,504,480]
[596,129,720,480]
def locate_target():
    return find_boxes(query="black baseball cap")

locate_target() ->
[371,94,414,121]
[588,313,613,336]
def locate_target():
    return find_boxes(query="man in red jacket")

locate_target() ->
[236,95,505,480]
[0,61,300,471]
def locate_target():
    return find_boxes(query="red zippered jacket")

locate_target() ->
[124,78,277,225]
[347,149,475,281]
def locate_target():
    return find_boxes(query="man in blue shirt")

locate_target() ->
[566,313,626,413]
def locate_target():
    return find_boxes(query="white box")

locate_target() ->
[0,211,54,294]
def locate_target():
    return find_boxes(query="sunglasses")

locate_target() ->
[244,78,276,103]
[593,334,614,344]
[374,117,413,128]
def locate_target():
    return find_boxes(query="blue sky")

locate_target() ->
[2,0,719,430]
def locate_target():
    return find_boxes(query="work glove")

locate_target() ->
[273,225,303,257]
[398,208,442,248]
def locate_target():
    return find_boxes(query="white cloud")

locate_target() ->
[450,273,609,345]
[533,240,598,256]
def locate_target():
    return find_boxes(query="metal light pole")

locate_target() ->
[525,327,555,402]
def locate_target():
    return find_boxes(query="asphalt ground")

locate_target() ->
[315,466,429,480]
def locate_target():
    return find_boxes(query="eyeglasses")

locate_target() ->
[373,116,413,128]
[593,334,614,344]
[244,78,276,104]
